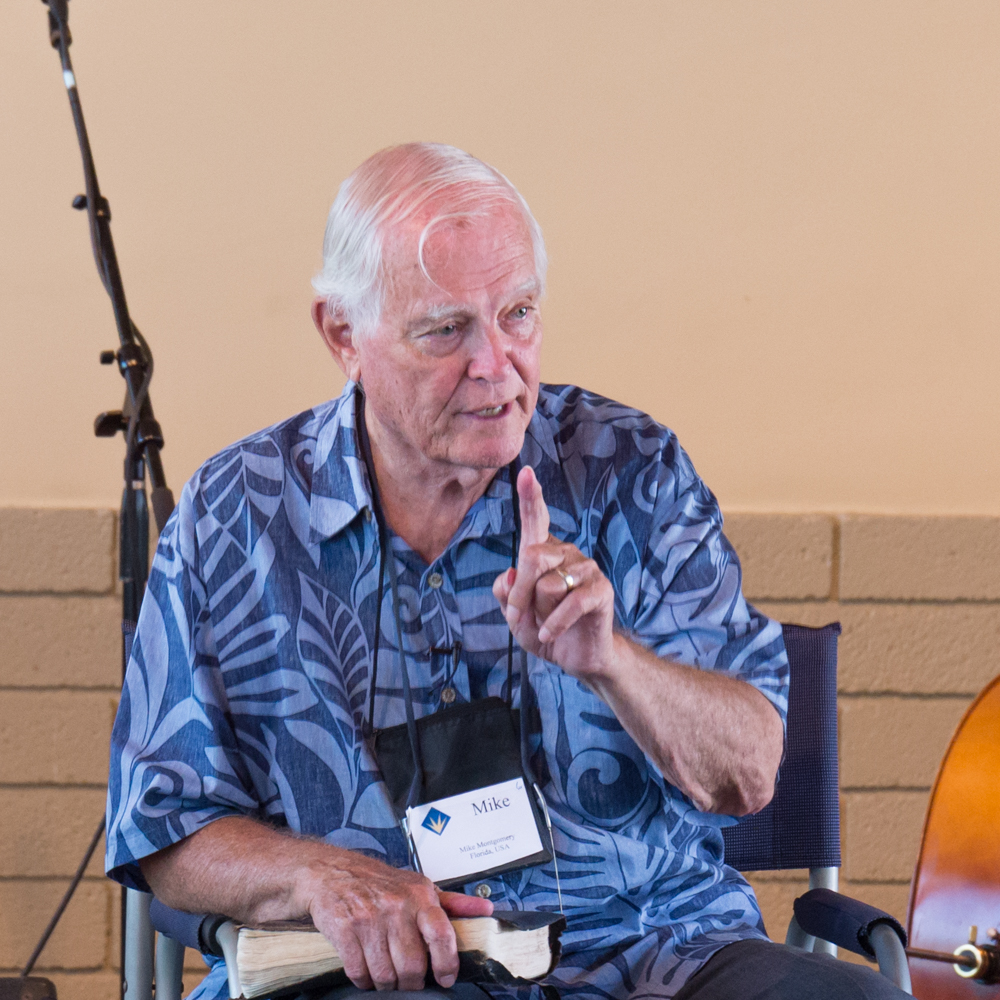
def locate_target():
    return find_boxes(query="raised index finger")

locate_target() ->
[517,465,550,552]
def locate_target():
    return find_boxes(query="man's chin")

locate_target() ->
[449,432,526,472]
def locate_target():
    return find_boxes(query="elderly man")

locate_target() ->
[106,144,905,1000]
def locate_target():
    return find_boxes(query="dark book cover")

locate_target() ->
[258,911,566,997]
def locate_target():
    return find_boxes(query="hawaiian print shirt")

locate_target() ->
[106,381,788,1000]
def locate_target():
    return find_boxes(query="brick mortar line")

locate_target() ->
[102,868,113,968]
[756,597,1000,607]
[0,968,114,973]
[0,687,120,693]
[830,516,840,601]
[5,593,998,605]
[838,879,914,887]
[749,875,912,885]
[837,597,1000,606]
[836,691,974,701]
[0,969,116,974]
[749,597,836,605]
[0,590,116,598]
[0,684,974,698]
[32,682,959,699]
[2,590,993,606]
[840,785,932,793]
[837,689,981,696]
[0,876,110,883]
[0,968,108,974]
[0,784,108,790]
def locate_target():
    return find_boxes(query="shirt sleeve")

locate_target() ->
[105,484,260,891]
[629,444,789,728]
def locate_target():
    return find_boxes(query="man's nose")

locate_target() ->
[467,323,512,381]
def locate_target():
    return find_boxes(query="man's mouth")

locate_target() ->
[473,404,506,417]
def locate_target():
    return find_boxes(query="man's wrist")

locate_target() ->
[240,835,336,925]
[285,840,353,916]
[573,629,636,692]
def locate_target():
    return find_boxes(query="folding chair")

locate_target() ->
[722,622,911,992]
[130,623,914,999]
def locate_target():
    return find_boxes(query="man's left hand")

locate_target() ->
[493,465,615,682]
[492,464,784,817]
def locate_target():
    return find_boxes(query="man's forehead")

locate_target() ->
[384,201,531,263]
[381,207,538,316]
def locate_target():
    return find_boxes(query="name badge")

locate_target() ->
[405,777,544,884]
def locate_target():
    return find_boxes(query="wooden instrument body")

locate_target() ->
[907,676,1000,998]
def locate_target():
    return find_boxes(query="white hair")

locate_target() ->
[312,143,547,338]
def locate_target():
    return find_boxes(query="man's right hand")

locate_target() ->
[139,815,493,992]
[302,848,492,991]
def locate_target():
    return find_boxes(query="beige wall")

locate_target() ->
[3,507,999,992]
[3,3,1000,994]
[2,2,999,513]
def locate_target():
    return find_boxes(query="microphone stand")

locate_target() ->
[23,4,177,996]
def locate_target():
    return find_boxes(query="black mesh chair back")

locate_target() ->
[722,621,842,873]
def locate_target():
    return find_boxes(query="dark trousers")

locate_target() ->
[674,939,911,1000]
[301,940,910,1000]
[296,986,489,1000]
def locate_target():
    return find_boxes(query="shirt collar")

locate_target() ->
[307,381,519,548]
[308,381,373,544]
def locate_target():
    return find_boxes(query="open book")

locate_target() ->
[223,911,566,999]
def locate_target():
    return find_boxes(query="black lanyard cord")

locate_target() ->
[366,523,387,734]
[354,386,523,808]
[356,389,424,804]
[383,514,424,807]
[506,463,521,701]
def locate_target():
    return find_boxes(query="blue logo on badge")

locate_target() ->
[422,807,451,835]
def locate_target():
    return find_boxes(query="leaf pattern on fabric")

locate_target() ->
[296,570,371,730]
[106,382,787,1000]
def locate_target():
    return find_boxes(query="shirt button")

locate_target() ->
[427,572,444,589]
[475,883,492,898]
[441,686,456,704]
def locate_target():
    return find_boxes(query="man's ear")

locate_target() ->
[312,297,362,382]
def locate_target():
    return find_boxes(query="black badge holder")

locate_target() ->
[355,386,558,892]
[373,698,552,888]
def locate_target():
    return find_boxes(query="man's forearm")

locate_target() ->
[139,814,493,993]
[139,815,328,924]
[585,634,784,816]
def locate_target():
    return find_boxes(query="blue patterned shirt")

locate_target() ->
[106,382,788,1000]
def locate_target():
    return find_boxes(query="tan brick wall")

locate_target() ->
[0,508,209,999]
[2,507,997,992]
[739,511,1000,964]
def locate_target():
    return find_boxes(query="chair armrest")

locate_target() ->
[148,898,228,957]
[793,888,907,959]
[869,922,913,994]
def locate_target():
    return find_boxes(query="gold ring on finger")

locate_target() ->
[555,566,578,592]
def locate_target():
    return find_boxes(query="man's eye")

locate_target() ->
[512,306,529,320]
[437,323,458,336]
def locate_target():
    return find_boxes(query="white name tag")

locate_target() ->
[405,777,544,884]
